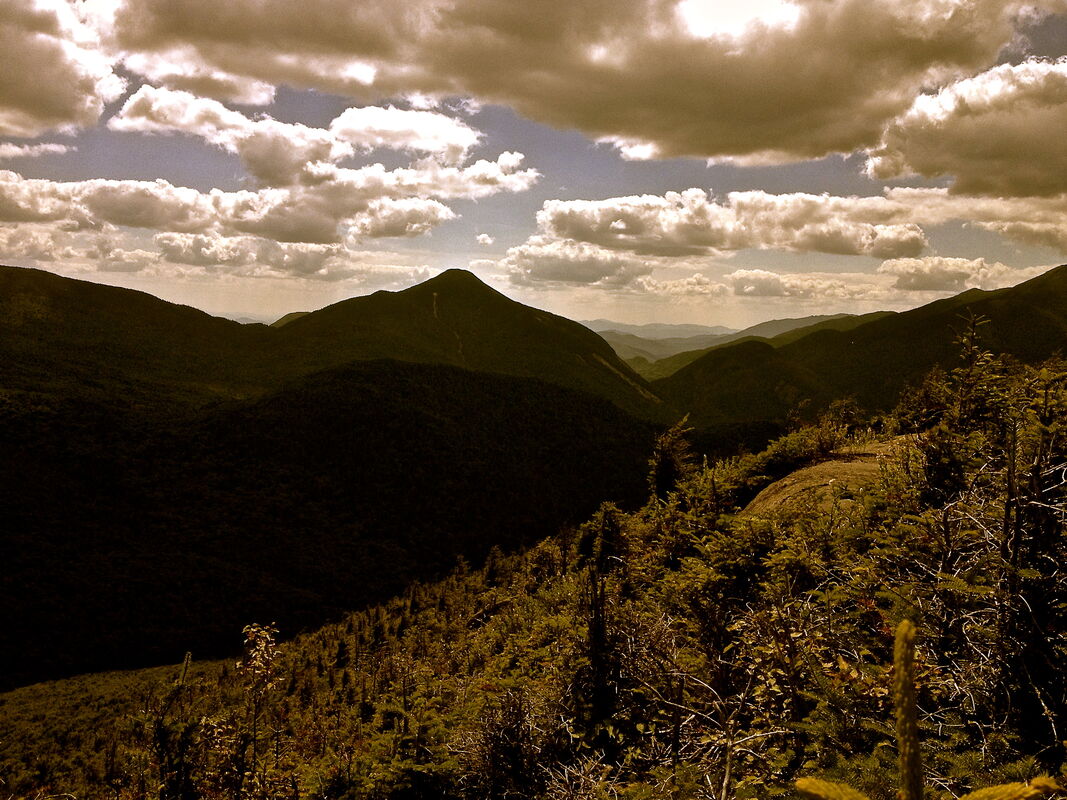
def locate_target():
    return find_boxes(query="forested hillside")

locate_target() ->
[0,360,656,689]
[4,331,1063,799]
[654,265,1067,427]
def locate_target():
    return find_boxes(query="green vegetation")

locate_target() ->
[4,330,1064,799]
[0,360,656,688]
[0,265,662,419]
[623,313,894,380]
[654,265,1067,426]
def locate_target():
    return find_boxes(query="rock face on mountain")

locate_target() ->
[739,438,910,519]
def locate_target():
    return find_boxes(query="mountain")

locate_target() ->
[0,359,657,689]
[655,266,1067,428]
[631,311,895,379]
[275,269,663,419]
[581,319,735,338]
[0,265,272,407]
[0,265,671,688]
[600,330,736,363]
[0,266,662,419]
[269,310,309,327]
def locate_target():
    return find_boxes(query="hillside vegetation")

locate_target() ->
[4,329,1063,799]
[0,359,656,689]
[0,266,660,419]
[654,265,1067,427]
[614,314,892,378]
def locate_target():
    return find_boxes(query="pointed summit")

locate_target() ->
[278,270,663,419]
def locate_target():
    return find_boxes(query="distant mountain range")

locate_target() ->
[653,266,1067,427]
[602,313,893,373]
[626,311,896,380]
[581,319,735,339]
[0,266,660,419]
[3,262,1066,688]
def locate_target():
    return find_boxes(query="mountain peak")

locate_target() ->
[419,268,492,291]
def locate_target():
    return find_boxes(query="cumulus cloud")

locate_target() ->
[329,105,481,165]
[0,0,123,136]
[476,233,494,245]
[538,189,928,259]
[0,148,535,245]
[868,59,1067,196]
[502,237,653,286]
[121,50,278,105]
[0,224,70,262]
[0,142,74,160]
[879,187,1067,253]
[347,197,456,239]
[876,256,1046,291]
[631,272,728,296]
[153,231,425,279]
[101,0,1061,163]
[109,86,486,186]
[725,268,868,299]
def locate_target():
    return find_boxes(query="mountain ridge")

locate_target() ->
[655,265,1067,427]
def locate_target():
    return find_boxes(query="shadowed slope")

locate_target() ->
[0,266,663,419]
[0,360,656,689]
[655,265,1067,428]
[277,269,663,419]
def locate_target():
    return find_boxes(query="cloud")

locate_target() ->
[120,50,278,105]
[0,143,74,160]
[0,148,535,245]
[329,105,481,165]
[476,233,494,245]
[86,235,159,273]
[347,197,456,238]
[109,86,487,187]
[0,224,70,262]
[104,0,1060,163]
[153,231,414,279]
[500,237,653,286]
[0,220,439,283]
[879,187,1067,252]
[725,268,868,299]
[631,272,728,296]
[876,256,1047,291]
[0,0,124,136]
[868,59,1067,196]
[538,189,928,258]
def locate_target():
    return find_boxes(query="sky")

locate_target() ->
[1,0,1067,326]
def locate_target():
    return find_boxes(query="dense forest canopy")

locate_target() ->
[2,325,1064,800]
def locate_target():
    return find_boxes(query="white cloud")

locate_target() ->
[725,268,870,299]
[108,86,528,195]
[329,105,481,165]
[501,237,653,286]
[0,142,74,160]
[0,0,124,136]
[876,256,1048,291]
[105,0,1061,163]
[631,272,728,296]
[868,59,1067,196]
[0,145,536,246]
[476,233,494,245]
[347,197,456,239]
[121,49,277,105]
[537,189,928,259]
